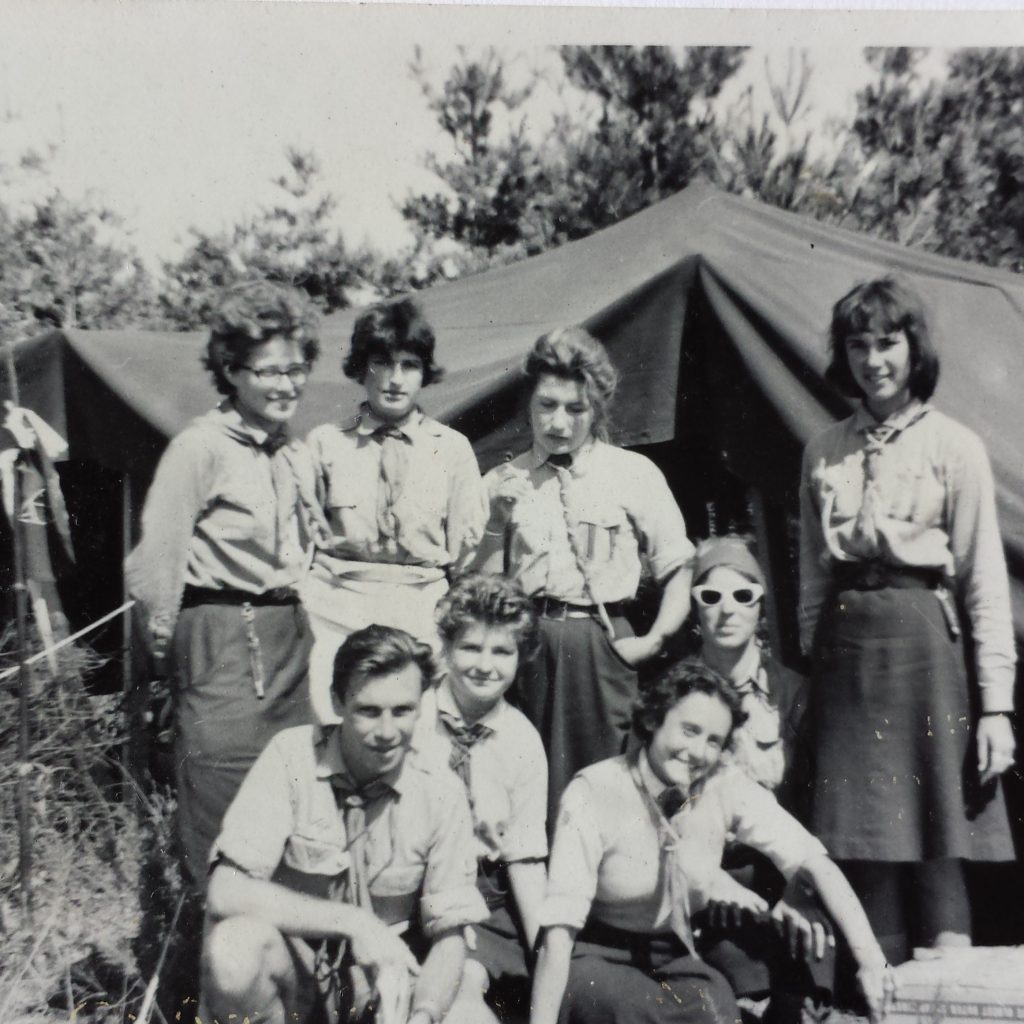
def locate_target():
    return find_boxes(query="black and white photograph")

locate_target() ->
[3,3,1024,1023]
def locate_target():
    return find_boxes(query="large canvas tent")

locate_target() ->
[6,182,1024,672]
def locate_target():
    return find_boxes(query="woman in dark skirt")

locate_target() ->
[470,327,694,820]
[799,275,1017,963]
[126,281,327,889]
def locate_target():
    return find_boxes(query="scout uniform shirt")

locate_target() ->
[210,724,489,936]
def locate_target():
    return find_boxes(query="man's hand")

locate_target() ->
[770,899,834,961]
[349,913,420,978]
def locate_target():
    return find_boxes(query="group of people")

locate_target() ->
[125,274,1018,1024]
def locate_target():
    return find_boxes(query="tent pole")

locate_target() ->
[5,337,34,925]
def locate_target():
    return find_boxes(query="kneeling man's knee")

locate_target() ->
[203,916,289,1006]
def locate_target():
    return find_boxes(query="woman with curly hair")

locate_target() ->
[800,275,1017,962]
[531,659,894,1024]
[472,327,694,817]
[413,573,548,1024]
[126,280,327,887]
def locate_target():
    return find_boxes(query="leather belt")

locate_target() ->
[532,596,631,620]
[831,561,944,592]
[181,585,299,608]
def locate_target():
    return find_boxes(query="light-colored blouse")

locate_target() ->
[477,440,693,605]
[125,404,323,655]
[799,401,1015,712]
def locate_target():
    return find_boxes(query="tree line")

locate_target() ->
[2,45,1023,337]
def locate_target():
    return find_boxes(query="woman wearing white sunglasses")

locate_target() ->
[690,536,810,815]
[688,537,832,1024]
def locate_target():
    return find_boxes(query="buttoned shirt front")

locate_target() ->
[412,681,549,865]
[480,440,693,604]
[799,401,1016,709]
[540,752,825,935]
[210,724,488,937]
[307,406,488,573]
[125,404,323,650]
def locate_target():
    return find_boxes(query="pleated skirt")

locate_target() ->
[810,586,1013,862]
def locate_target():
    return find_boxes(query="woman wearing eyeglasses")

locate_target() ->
[800,276,1017,963]
[126,280,327,888]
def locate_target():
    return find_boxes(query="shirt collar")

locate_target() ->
[312,723,409,795]
[216,400,292,450]
[435,677,506,730]
[526,435,598,472]
[730,644,767,696]
[347,403,442,441]
[636,748,670,800]
[853,398,931,435]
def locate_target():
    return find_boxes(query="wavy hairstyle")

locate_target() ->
[523,326,619,442]
[203,279,320,397]
[632,658,747,746]
[331,624,437,703]
[436,573,540,663]
[343,297,444,386]
[825,275,940,402]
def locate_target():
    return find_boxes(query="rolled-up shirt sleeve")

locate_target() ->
[538,777,603,930]
[720,770,827,879]
[630,459,694,583]
[945,427,1017,712]
[500,726,549,863]
[419,781,489,936]
[210,733,296,880]
[447,436,489,572]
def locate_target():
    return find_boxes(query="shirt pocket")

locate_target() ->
[814,457,862,524]
[282,831,351,876]
[213,470,274,543]
[573,504,629,567]
[886,460,945,527]
[369,864,423,897]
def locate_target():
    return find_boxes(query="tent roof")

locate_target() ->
[8,182,1024,616]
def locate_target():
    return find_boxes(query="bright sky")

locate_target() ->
[0,2,1004,272]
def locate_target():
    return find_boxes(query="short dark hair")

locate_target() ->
[632,658,747,745]
[524,327,619,442]
[436,573,540,663]
[202,279,320,397]
[331,624,436,703]
[343,298,444,386]
[825,275,940,402]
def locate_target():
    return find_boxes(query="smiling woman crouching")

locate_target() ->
[529,659,895,1024]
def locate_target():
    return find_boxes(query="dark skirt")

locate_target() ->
[560,922,737,1024]
[516,613,637,823]
[810,586,1013,862]
[172,600,313,885]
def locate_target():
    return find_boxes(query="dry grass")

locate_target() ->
[0,636,185,1024]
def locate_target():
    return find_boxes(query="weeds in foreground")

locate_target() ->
[0,636,187,1023]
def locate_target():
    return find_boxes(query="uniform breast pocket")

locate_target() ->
[283,831,351,876]
[889,462,945,526]
[815,460,862,522]
[215,476,272,543]
[574,511,627,566]
[369,864,423,897]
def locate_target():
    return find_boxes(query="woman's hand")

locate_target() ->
[486,466,531,528]
[611,633,662,667]
[977,714,1016,785]
[857,958,897,1024]
[704,871,770,927]
[770,899,834,961]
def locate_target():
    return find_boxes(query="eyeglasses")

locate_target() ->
[692,583,764,608]
[239,362,311,384]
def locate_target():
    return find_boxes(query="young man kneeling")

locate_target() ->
[201,625,488,1024]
